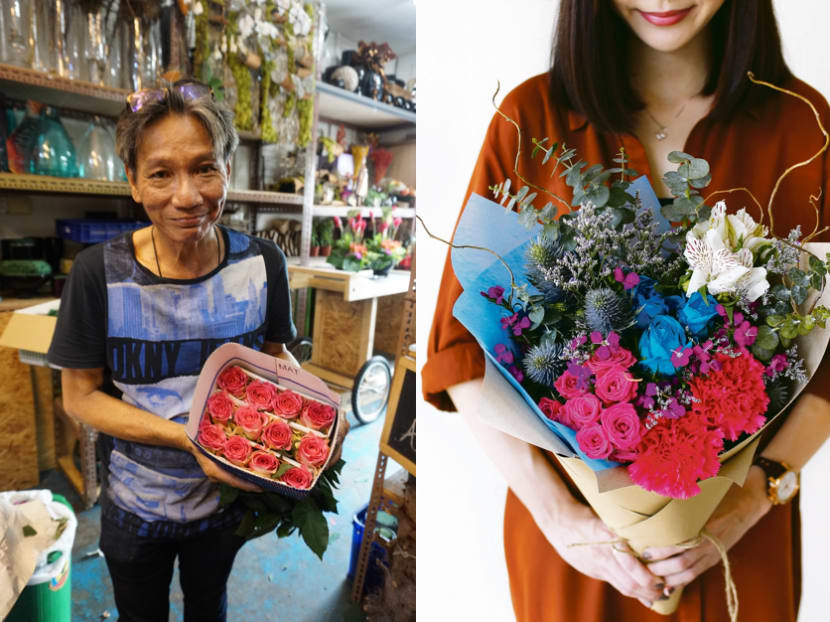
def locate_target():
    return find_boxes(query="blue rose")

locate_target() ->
[634,277,684,328]
[677,291,719,337]
[638,315,690,376]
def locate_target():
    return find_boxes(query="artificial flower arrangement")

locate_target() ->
[186,342,344,558]
[442,75,830,615]
[327,210,407,273]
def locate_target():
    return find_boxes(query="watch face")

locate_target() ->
[776,471,799,503]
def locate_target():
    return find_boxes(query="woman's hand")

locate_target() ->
[545,502,666,606]
[642,466,773,593]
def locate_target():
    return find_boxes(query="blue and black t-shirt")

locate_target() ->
[48,226,296,528]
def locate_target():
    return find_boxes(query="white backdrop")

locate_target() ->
[415,1,830,620]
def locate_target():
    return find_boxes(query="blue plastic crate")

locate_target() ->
[55,219,146,244]
[348,505,390,595]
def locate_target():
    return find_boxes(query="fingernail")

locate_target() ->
[655,582,664,591]
[666,586,675,596]
[642,551,652,560]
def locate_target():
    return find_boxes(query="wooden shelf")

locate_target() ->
[317,82,415,129]
[0,172,306,205]
[0,63,127,118]
[312,205,415,218]
[0,172,131,196]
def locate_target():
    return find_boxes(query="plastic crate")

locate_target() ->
[55,219,146,244]
[348,504,390,595]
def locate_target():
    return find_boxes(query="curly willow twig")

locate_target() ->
[416,214,519,306]
[747,71,830,237]
[491,82,572,212]
[702,187,766,225]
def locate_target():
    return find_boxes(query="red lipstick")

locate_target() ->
[637,7,693,26]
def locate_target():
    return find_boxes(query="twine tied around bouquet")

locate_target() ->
[567,529,738,622]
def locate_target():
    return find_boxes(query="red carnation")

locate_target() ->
[688,352,769,441]
[628,417,724,499]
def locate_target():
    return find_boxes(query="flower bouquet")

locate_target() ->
[446,82,830,614]
[327,210,407,274]
[186,342,343,498]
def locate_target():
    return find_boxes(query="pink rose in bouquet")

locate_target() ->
[217,365,249,397]
[223,435,252,466]
[246,380,277,411]
[562,394,601,428]
[249,450,280,476]
[553,369,588,400]
[281,465,313,489]
[198,424,226,453]
[575,424,612,460]
[593,366,638,405]
[234,405,267,441]
[585,343,636,373]
[273,390,304,419]
[262,419,293,451]
[600,402,642,451]
[296,435,330,468]
[301,401,336,431]
[207,391,234,424]
[538,397,564,423]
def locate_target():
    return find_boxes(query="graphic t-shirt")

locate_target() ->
[48,226,296,525]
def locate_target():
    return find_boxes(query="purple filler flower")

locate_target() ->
[494,343,514,365]
[501,313,518,331]
[481,285,505,305]
[671,346,692,368]
[765,353,789,377]
[566,361,593,391]
[509,366,524,383]
[614,267,641,290]
[512,315,531,336]
[734,321,758,348]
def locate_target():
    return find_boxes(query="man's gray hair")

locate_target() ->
[115,81,239,173]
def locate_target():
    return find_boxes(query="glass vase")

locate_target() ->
[3,0,28,66]
[84,7,106,85]
[33,107,78,178]
[77,116,118,181]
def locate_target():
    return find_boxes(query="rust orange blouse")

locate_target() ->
[424,72,830,621]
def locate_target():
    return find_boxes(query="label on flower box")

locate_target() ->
[186,342,342,498]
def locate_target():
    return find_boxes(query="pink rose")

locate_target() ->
[234,405,267,441]
[593,366,638,405]
[586,345,637,373]
[600,403,642,451]
[246,380,277,411]
[217,365,249,397]
[223,435,252,466]
[554,370,588,400]
[207,391,234,424]
[249,450,280,475]
[296,435,330,468]
[576,424,612,460]
[198,424,226,453]
[273,390,304,419]
[538,397,565,423]
[562,394,602,429]
[262,419,293,451]
[610,448,640,463]
[301,401,336,430]
[281,466,313,490]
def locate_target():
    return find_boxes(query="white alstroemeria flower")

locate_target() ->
[276,0,291,13]
[238,14,255,39]
[683,200,772,301]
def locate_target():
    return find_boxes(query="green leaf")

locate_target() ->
[688,173,712,189]
[516,185,530,201]
[528,306,545,330]
[235,510,255,538]
[582,163,604,183]
[253,513,281,534]
[667,151,694,163]
[688,158,710,178]
[755,325,779,351]
[584,185,610,207]
[799,315,816,335]
[661,201,689,222]
[541,145,556,165]
[771,284,791,302]
[342,256,363,272]
[276,522,296,538]
[219,484,240,506]
[262,493,291,514]
[241,495,268,513]
[564,161,586,186]
[765,314,786,328]
[791,285,808,305]
[751,344,774,362]
[780,320,798,340]
[276,462,294,478]
[677,162,691,178]
[22,525,37,537]
[788,268,809,287]
[294,499,329,560]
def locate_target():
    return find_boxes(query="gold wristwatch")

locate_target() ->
[753,456,800,505]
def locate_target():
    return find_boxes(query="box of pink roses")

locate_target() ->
[185,342,343,499]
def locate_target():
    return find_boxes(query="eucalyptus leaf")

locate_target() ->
[582,163,604,183]
[528,306,545,330]
[688,158,710,178]
[667,151,694,163]
[585,185,610,207]
[689,173,713,189]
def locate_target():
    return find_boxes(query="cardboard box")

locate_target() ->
[186,342,343,499]
[0,299,60,366]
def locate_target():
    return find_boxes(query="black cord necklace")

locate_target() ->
[151,226,221,278]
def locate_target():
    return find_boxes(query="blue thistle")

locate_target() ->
[523,341,566,386]
[583,288,633,334]
[527,236,566,303]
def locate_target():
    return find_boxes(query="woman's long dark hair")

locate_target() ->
[550,0,791,134]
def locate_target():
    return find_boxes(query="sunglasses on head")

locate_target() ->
[126,80,213,113]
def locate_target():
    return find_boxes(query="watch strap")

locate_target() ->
[753,456,789,480]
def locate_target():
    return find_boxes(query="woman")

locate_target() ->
[424,1,830,620]
[47,81,346,622]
